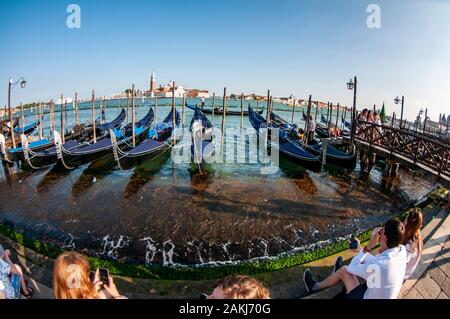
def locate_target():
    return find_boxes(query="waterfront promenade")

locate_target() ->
[1,202,448,299]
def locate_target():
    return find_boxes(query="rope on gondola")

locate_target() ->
[21,134,41,170]
[0,133,14,164]
[54,130,75,170]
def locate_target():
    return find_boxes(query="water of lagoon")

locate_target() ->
[0,98,438,266]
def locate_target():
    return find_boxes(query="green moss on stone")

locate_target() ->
[0,187,445,281]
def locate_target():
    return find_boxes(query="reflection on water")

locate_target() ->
[0,99,441,266]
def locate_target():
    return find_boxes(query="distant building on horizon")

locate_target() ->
[186,89,209,98]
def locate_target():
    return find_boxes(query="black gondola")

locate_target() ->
[55,107,154,169]
[2,109,126,165]
[248,106,321,171]
[20,108,131,169]
[271,112,356,169]
[185,103,263,116]
[111,107,180,169]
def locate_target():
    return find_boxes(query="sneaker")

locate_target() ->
[303,269,317,294]
[333,256,344,274]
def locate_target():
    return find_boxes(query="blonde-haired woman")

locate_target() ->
[402,208,423,280]
[206,275,270,299]
[53,252,126,299]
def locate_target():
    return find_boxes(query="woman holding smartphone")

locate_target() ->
[53,252,127,299]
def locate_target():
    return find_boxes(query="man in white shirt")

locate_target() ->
[303,219,407,299]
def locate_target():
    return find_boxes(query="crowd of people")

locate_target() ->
[0,209,424,300]
[356,108,383,140]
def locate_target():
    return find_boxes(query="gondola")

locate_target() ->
[271,112,356,169]
[190,106,215,163]
[248,106,321,171]
[111,107,180,169]
[54,107,154,169]
[14,120,40,135]
[1,109,126,164]
[19,108,129,169]
[185,103,263,116]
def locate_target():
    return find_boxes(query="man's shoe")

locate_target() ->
[303,269,317,294]
[333,256,344,274]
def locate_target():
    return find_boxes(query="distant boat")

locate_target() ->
[55,97,74,105]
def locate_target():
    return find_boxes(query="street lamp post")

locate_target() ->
[347,76,357,145]
[394,96,404,129]
[8,77,27,148]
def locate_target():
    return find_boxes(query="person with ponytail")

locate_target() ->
[402,208,423,280]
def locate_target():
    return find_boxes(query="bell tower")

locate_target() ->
[150,71,156,94]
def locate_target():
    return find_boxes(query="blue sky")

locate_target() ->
[0,0,449,121]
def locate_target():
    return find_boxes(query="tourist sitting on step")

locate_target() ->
[202,275,270,299]
[0,244,34,299]
[303,219,407,299]
[53,252,127,299]
[402,208,423,280]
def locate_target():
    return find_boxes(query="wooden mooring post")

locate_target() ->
[50,99,54,136]
[154,96,158,122]
[181,93,186,127]
[20,102,24,135]
[335,103,340,129]
[305,95,312,146]
[315,101,319,122]
[172,82,176,146]
[240,93,244,129]
[342,105,347,129]
[132,84,136,147]
[221,87,227,150]
[75,92,79,126]
[39,101,43,139]
[291,99,296,124]
[60,94,65,143]
[64,98,68,135]
[91,90,96,143]
[265,96,272,144]
[211,93,215,127]
[126,91,130,123]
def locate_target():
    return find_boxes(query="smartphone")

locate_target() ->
[349,237,359,249]
[199,293,208,300]
[99,268,110,286]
